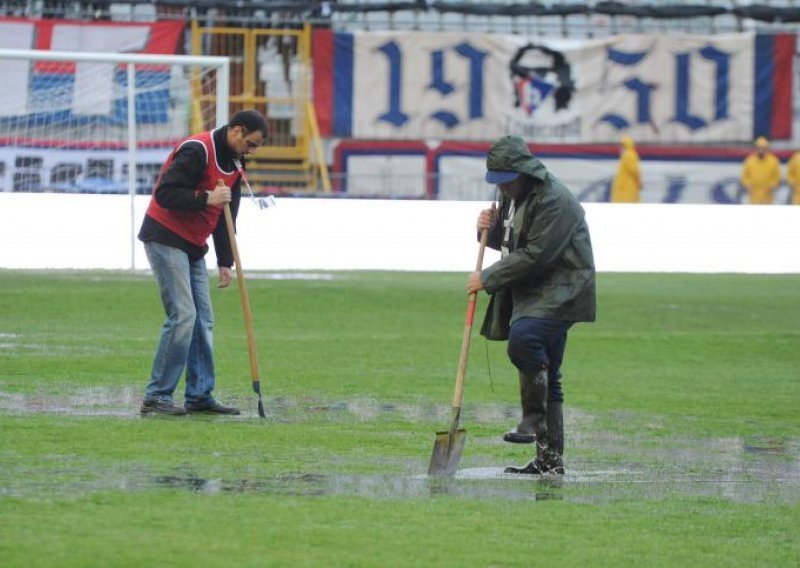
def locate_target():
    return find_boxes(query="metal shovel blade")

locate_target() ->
[427,429,467,477]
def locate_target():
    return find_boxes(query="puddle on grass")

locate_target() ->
[0,333,19,349]
[140,466,570,501]
[138,461,799,503]
[742,438,787,454]
[2,389,799,503]
[148,470,567,501]
[245,272,342,281]
[0,389,517,423]
[0,338,111,356]
[0,387,142,417]
[267,396,518,425]
[4,461,798,504]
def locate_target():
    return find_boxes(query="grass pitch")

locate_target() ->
[1,270,798,566]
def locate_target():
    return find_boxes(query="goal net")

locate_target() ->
[0,49,229,194]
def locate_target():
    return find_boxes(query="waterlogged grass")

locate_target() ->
[1,270,799,566]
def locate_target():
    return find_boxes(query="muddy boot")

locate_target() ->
[506,402,565,475]
[504,367,551,473]
[504,439,551,475]
[503,367,548,444]
[544,401,564,474]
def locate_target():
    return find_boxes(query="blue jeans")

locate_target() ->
[507,317,573,403]
[144,242,216,405]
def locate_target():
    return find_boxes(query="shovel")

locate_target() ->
[428,225,490,476]
[222,189,266,418]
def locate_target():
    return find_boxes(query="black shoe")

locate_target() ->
[504,459,550,475]
[140,400,188,416]
[184,399,241,415]
[503,428,536,444]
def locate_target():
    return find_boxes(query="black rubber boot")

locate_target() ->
[504,440,551,475]
[503,368,547,444]
[503,367,554,474]
[545,401,564,474]
[505,402,565,475]
[503,367,548,444]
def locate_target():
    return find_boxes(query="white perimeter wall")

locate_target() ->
[1,193,799,273]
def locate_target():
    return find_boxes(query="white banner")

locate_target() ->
[351,32,509,140]
[505,34,755,144]
[435,155,772,204]
[346,32,757,143]
[0,147,170,194]
[336,149,795,205]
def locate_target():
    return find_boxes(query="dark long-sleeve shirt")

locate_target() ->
[138,127,243,266]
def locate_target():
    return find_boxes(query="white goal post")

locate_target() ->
[0,48,230,268]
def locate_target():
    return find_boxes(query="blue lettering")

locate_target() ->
[699,45,731,121]
[376,41,409,127]
[598,48,653,131]
[428,50,455,96]
[673,53,707,131]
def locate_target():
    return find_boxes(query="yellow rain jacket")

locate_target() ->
[610,136,641,203]
[741,151,780,205]
[787,151,800,205]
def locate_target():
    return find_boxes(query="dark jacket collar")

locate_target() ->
[213,126,236,166]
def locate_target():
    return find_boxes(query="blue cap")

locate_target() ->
[485,170,520,184]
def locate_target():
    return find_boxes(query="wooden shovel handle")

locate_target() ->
[451,227,489,408]
[223,202,260,384]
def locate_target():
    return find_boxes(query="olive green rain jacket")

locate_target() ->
[479,136,596,340]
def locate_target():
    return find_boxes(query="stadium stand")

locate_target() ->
[1,1,798,198]
[3,1,799,35]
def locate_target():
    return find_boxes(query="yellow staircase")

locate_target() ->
[244,103,331,193]
[246,146,315,191]
[191,22,331,194]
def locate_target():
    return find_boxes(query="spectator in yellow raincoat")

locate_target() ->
[786,150,800,205]
[610,135,641,203]
[740,137,780,204]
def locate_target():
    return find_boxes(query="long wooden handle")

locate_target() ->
[223,202,260,383]
[450,227,489,408]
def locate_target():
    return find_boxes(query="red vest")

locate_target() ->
[146,130,239,247]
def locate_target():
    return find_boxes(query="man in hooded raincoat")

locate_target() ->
[610,135,642,203]
[741,137,781,205]
[468,135,596,475]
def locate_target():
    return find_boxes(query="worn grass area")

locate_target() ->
[1,270,799,566]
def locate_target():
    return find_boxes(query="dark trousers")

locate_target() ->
[507,317,573,403]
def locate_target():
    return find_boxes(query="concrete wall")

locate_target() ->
[1,193,799,273]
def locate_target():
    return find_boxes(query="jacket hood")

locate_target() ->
[620,135,635,150]
[486,135,548,181]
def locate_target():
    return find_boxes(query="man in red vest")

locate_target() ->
[138,110,267,416]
